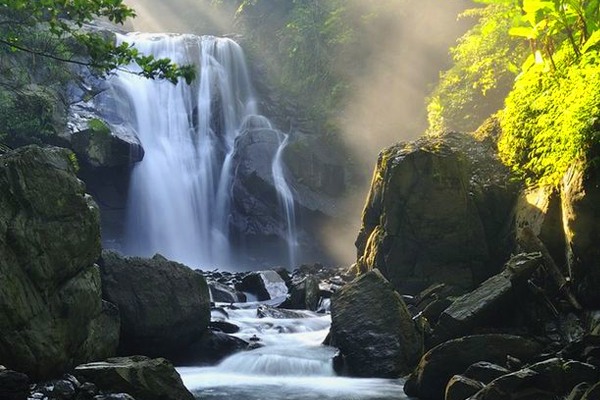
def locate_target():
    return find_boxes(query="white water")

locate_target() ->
[109,33,298,268]
[272,132,298,268]
[178,305,409,400]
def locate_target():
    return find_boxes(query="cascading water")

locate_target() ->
[272,132,297,268]
[109,33,297,268]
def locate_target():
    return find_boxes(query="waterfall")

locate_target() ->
[272,133,297,268]
[109,33,297,268]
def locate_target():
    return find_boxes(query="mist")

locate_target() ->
[120,0,475,266]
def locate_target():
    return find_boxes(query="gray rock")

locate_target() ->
[444,375,484,400]
[0,146,116,380]
[464,362,510,384]
[75,356,193,400]
[183,331,248,365]
[434,253,542,342]
[404,334,543,400]
[237,271,288,301]
[581,381,600,400]
[209,281,244,303]
[99,251,210,361]
[0,369,29,400]
[330,269,422,378]
[281,275,320,311]
[562,162,600,307]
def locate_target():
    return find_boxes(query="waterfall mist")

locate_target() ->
[114,0,476,267]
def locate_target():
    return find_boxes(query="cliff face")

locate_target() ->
[0,145,118,380]
[355,131,517,294]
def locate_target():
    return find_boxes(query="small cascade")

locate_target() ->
[272,132,297,268]
[108,33,298,268]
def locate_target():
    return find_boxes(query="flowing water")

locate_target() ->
[109,33,297,268]
[178,303,409,400]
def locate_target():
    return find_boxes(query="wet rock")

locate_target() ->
[0,146,116,379]
[209,281,245,303]
[0,368,29,400]
[568,382,591,400]
[330,269,422,378]
[581,381,600,400]
[280,275,320,311]
[99,251,210,361]
[404,334,543,400]
[93,394,135,400]
[209,321,240,334]
[236,271,288,301]
[75,356,193,400]
[464,362,510,384]
[471,358,598,400]
[355,138,489,294]
[434,253,542,342]
[183,331,248,365]
[562,161,600,307]
[257,305,308,319]
[444,375,484,400]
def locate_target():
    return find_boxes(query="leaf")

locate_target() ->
[582,30,600,53]
[509,26,537,39]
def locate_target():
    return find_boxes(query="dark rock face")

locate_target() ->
[75,356,194,400]
[445,375,484,400]
[0,368,29,400]
[355,132,517,294]
[99,251,210,361]
[183,331,249,366]
[236,270,289,301]
[0,146,117,380]
[562,162,600,308]
[281,275,320,311]
[330,269,422,378]
[404,334,543,400]
[433,253,542,343]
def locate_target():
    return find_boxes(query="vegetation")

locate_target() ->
[0,0,194,147]
[430,0,600,187]
[214,0,404,130]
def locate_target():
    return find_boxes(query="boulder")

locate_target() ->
[444,375,484,400]
[0,368,29,400]
[71,118,144,168]
[581,381,600,400]
[99,251,210,361]
[355,138,489,294]
[464,362,510,384]
[330,269,422,378]
[280,275,320,311]
[433,253,542,342]
[236,271,288,301]
[561,162,600,307]
[404,334,543,400]
[470,358,598,400]
[75,356,193,400]
[257,305,308,319]
[182,331,248,365]
[209,281,245,303]
[0,146,117,379]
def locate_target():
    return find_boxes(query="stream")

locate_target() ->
[178,301,410,400]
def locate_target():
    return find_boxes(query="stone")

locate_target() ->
[581,381,600,400]
[561,162,600,307]
[0,369,29,400]
[93,394,135,400]
[355,138,489,294]
[568,382,591,400]
[209,321,240,334]
[236,271,288,301]
[444,375,484,400]
[464,362,510,384]
[434,253,542,342]
[515,186,566,266]
[75,356,193,400]
[404,334,543,400]
[71,118,144,168]
[209,281,244,303]
[280,275,320,311]
[181,331,248,365]
[99,251,210,361]
[0,146,117,380]
[257,305,308,319]
[330,269,422,378]
[471,358,598,400]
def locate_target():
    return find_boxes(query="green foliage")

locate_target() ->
[0,0,195,83]
[427,3,527,133]
[498,45,600,185]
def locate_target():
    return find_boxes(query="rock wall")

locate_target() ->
[355,132,516,293]
[0,146,118,379]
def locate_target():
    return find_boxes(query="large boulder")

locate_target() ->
[75,356,194,400]
[0,146,117,379]
[330,269,422,378]
[99,251,210,361]
[356,135,490,294]
[0,367,29,400]
[236,270,289,301]
[561,162,600,307]
[404,334,543,400]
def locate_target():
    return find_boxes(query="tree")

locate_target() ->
[0,0,195,83]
